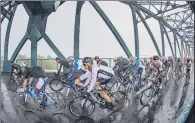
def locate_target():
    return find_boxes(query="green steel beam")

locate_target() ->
[74,1,84,59]
[31,38,37,66]
[159,21,165,56]
[130,5,139,58]
[2,5,17,72]
[1,5,11,20]
[23,3,66,61]
[174,33,182,57]
[10,35,28,62]
[128,3,189,45]
[133,6,161,56]
[89,1,133,58]
[174,34,177,57]
[161,24,175,57]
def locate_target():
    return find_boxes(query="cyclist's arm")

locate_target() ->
[86,67,98,93]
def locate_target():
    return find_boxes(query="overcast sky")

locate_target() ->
[1,1,186,59]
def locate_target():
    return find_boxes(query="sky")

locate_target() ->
[1,1,187,59]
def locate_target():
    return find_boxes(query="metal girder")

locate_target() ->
[159,21,165,56]
[2,5,17,72]
[10,35,29,62]
[74,1,84,59]
[174,33,182,57]
[129,5,139,58]
[89,1,133,58]
[161,24,174,57]
[132,5,162,56]
[163,9,191,18]
[126,3,189,23]
[127,3,190,45]
[1,5,11,20]
[23,3,66,61]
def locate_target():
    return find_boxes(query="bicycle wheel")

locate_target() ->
[49,78,64,92]
[69,96,95,117]
[110,91,128,111]
[18,92,39,111]
[9,77,18,92]
[140,87,154,106]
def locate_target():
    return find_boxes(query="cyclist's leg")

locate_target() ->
[100,76,117,104]
[23,78,28,91]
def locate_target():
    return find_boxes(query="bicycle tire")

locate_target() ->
[140,87,154,106]
[8,77,18,92]
[49,78,64,92]
[110,91,128,111]
[69,96,95,117]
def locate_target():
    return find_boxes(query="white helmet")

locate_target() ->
[67,56,74,62]
[21,62,27,67]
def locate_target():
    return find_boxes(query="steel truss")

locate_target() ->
[1,1,194,72]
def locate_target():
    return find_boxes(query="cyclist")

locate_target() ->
[162,57,170,80]
[175,57,183,75]
[113,56,130,79]
[150,55,166,88]
[75,57,117,109]
[55,57,69,75]
[94,56,108,67]
[185,58,192,81]
[22,63,47,92]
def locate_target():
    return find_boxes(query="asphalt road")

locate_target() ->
[1,68,194,123]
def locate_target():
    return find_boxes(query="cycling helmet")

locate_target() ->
[187,58,191,62]
[153,55,159,60]
[94,56,99,60]
[21,62,27,67]
[67,56,74,62]
[82,57,93,64]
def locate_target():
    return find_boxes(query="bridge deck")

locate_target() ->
[1,69,194,123]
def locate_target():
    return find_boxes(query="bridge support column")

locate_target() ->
[2,6,17,72]
[89,1,133,58]
[74,1,84,59]
[130,5,139,58]
[132,6,161,56]
[159,22,165,56]
[23,3,66,61]
[161,24,174,57]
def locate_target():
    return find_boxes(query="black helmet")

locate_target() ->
[82,57,93,64]
[153,55,159,60]
[187,58,191,62]
[55,57,60,61]
[94,56,99,60]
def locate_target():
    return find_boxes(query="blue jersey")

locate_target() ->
[72,59,82,70]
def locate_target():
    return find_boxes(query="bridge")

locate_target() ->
[1,1,194,123]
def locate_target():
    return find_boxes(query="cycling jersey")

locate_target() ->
[73,59,83,70]
[82,61,115,93]
[150,60,165,72]
[113,58,129,71]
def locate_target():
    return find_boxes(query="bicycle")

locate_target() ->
[18,77,66,112]
[68,85,128,117]
[49,70,86,99]
[139,71,167,106]
[8,63,24,92]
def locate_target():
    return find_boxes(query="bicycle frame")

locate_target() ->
[24,84,56,108]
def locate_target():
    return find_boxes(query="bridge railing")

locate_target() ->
[1,58,149,72]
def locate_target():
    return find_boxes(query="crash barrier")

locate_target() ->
[176,91,194,123]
